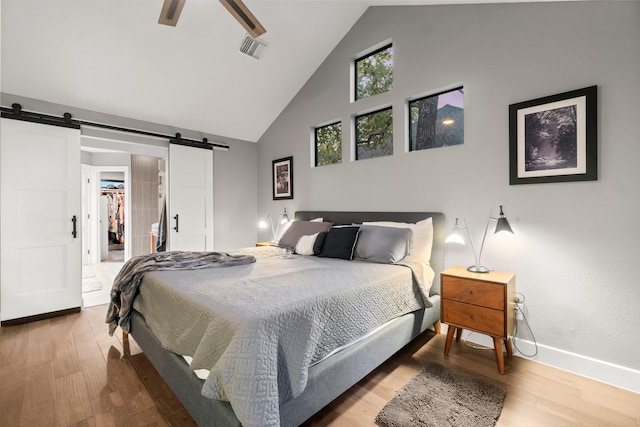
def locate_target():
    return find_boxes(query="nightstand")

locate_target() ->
[440,266,516,374]
[256,242,273,247]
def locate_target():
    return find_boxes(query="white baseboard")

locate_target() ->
[441,324,640,395]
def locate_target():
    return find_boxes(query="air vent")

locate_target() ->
[239,34,267,60]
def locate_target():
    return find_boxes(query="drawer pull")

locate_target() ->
[468,290,474,295]
[469,314,474,320]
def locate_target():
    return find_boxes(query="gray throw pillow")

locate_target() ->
[354,225,412,264]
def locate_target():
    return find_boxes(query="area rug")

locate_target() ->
[376,362,506,427]
[82,276,104,293]
[82,266,103,293]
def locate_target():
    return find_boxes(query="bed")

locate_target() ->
[123,211,445,427]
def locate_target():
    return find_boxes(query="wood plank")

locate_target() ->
[20,361,57,427]
[25,319,54,368]
[0,363,25,427]
[52,322,82,379]
[111,357,156,415]
[128,352,185,416]
[55,371,93,426]
[80,355,117,398]
[127,405,171,427]
[0,323,28,371]
[166,408,199,427]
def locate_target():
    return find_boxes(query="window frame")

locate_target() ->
[314,121,342,167]
[354,43,393,102]
[354,106,394,161]
[408,85,464,152]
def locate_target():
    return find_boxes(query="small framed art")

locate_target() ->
[509,85,597,185]
[272,156,293,200]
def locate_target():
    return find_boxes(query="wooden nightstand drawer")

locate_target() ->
[442,276,504,310]
[442,300,505,336]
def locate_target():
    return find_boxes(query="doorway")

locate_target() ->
[80,142,168,308]
[81,165,130,307]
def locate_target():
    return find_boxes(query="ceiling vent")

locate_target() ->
[239,34,267,60]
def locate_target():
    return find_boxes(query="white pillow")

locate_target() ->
[362,217,433,263]
[295,233,319,255]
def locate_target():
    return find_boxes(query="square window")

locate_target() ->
[355,107,393,160]
[315,122,342,166]
[409,86,464,151]
[355,44,393,101]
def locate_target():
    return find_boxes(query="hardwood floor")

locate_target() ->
[1,305,639,426]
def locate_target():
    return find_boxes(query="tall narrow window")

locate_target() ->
[315,122,342,166]
[409,86,464,151]
[355,107,393,160]
[355,44,393,101]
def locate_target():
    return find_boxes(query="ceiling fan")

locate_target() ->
[158,0,266,38]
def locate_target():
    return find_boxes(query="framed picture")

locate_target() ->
[272,156,293,200]
[509,85,597,185]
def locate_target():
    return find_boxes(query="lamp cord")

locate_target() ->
[513,293,539,358]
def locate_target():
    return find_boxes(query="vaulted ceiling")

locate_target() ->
[1,0,572,143]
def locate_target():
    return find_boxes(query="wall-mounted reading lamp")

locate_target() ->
[446,205,514,273]
[259,208,291,243]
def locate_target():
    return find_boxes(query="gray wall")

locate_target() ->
[257,2,640,372]
[213,142,258,250]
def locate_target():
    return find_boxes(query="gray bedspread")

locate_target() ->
[105,250,256,335]
[131,246,434,427]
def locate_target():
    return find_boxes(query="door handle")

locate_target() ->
[173,214,179,232]
[72,215,77,238]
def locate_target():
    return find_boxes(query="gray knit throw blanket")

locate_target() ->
[106,251,256,335]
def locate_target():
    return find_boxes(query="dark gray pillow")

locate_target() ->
[354,225,412,264]
[278,221,333,248]
[317,226,360,260]
[312,231,328,254]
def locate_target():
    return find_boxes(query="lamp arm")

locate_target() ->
[269,216,277,243]
[477,211,497,266]
[463,218,479,266]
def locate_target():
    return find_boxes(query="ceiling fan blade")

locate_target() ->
[158,0,187,26]
[219,0,266,38]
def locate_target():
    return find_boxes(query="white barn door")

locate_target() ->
[168,143,213,251]
[1,118,82,322]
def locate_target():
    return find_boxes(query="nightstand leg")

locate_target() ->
[455,327,462,342]
[505,338,513,358]
[493,337,505,374]
[444,327,456,355]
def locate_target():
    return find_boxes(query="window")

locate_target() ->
[355,44,393,101]
[314,122,342,166]
[355,107,393,160]
[409,86,464,151]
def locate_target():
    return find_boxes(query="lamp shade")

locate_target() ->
[280,208,290,225]
[445,218,465,244]
[494,205,514,234]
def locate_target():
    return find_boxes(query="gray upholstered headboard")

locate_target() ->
[294,211,445,296]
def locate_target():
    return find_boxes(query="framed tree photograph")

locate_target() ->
[272,156,293,200]
[509,85,597,185]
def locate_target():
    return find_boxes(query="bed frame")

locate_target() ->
[128,211,445,426]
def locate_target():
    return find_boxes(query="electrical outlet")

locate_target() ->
[515,302,524,320]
